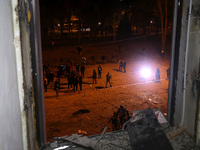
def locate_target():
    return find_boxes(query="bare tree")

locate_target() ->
[156,0,169,52]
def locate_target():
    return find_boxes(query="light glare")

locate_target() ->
[141,68,151,79]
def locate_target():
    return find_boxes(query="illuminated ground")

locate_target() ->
[42,35,171,141]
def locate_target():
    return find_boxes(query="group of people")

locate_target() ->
[67,71,83,92]
[119,60,126,73]
[92,65,112,87]
[109,105,131,131]
[155,67,170,82]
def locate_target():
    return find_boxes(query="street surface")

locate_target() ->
[43,35,171,141]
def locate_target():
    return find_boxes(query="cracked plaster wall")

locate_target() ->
[174,0,200,139]
[0,0,24,150]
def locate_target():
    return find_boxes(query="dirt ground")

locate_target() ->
[42,36,171,141]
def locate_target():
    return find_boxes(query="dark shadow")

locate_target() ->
[59,89,76,94]
[60,83,68,85]
[95,86,104,89]
[70,109,90,118]
[113,69,122,72]
[87,76,93,79]
[59,87,67,89]
[82,82,93,84]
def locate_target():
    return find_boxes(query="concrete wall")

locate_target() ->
[0,0,23,149]
[174,0,200,139]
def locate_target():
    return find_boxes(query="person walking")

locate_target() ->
[81,65,85,78]
[106,72,112,87]
[98,65,102,79]
[79,75,83,91]
[93,69,97,84]
[54,79,60,95]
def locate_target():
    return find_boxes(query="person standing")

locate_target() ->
[106,72,112,87]
[155,68,160,81]
[166,68,170,79]
[44,78,47,92]
[109,112,120,131]
[79,75,83,91]
[76,64,79,73]
[117,105,131,128]
[98,65,102,79]
[54,79,60,95]
[81,65,85,78]
[119,60,123,71]
[73,75,79,91]
[123,60,126,73]
[93,69,97,84]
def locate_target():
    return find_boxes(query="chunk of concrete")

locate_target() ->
[127,108,173,150]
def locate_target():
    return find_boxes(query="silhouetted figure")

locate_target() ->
[66,61,71,75]
[93,69,97,84]
[67,73,72,89]
[109,112,120,131]
[77,47,82,55]
[70,71,75,89]
[76,64,79,73]
[54,79,60,95]
[44,78,47,92]
[117,105,131,128]
[119,60,123,71]
[122,60,126,73]
[73,75,79,91]
[155,68,160,81]
[46,71,54,85]
[106,72,112,87]
[82,57,86,63]
[81,65,85,78]
[167,68,170,79]
[79,76,83,91]
[98,65,102,79]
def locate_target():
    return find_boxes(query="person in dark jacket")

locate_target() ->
[106,72,112,87]
[81,65,85,78]
[93,69,97,84]
[76,64,79,73]
[73,75,79,91]
[79,75,83,91]
[98,65,102,79]
[109,112,120,131]
[166,68,170,79]
[122,60,126,73]
[54,79,60,95]
[117,105,131,128]
[44,78,47,92]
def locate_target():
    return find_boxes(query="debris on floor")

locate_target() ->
[41,108,200,150]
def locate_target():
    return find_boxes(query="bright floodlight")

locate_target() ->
[141,68,151,79]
